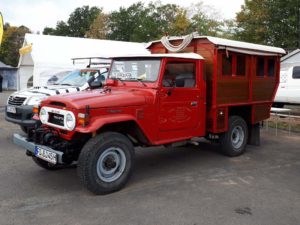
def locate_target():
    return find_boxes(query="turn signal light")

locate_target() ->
[33,105,39,114]
[78,113,89,127]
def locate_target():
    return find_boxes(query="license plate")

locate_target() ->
[34,146,57,164]
[7,105,16,114]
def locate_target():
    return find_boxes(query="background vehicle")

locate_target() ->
[273,64,300,107]
[13,36,285,194]
[46,70,73,85]
[6,66,108,133]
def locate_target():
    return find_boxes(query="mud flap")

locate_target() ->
[248,123,260,146]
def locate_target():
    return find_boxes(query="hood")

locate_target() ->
[15,85,82,97]
[42,88,154,109]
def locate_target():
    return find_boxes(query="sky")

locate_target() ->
[1,0,245,33]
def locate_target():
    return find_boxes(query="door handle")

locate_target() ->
[191,101,198,106]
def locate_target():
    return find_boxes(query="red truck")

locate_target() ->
[13,36,285,194]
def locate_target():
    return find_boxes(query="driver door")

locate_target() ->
[158,59,204,141]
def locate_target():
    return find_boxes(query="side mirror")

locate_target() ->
[90,80,102,89]
[87,76,95,85]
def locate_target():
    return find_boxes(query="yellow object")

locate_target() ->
[0,12,3,45]
[19,43,32,55]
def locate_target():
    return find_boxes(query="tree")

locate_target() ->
[189,2,223,37]
[235,0,299,48]
[0,24,31,67]
[43,6,101,37]
[107,2,148,41]
[85,13,108,39]
[67,6,101,37]
[107,2,188,42]
[168,8,192,36]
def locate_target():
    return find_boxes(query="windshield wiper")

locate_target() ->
[127,78,147,87]
[136,78,147,87]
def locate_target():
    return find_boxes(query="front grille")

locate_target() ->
[48,113,64,126]
[8,96,27,106]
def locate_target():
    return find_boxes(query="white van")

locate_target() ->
[274,64,300,107]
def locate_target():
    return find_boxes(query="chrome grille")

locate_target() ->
[8,96,27,106]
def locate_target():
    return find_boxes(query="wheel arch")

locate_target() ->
[96,120,151,146]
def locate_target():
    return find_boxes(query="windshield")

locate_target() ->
[110,59,161,82]
[56,70,99,86]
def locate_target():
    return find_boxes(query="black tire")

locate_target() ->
[220,116,248,157]
[77,132,135,195]
[20,126,28,134]
[32,157,61,170]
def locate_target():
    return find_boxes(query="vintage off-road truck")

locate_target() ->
[13,36,285,194]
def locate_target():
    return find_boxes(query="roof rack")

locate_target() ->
[71,57,112,67]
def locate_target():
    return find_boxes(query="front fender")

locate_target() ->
[75,114,138,133]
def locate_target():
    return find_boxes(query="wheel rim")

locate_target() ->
[231,125,245,149]
[96,147,126,182]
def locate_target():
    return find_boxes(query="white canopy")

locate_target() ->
[18,34,149,90]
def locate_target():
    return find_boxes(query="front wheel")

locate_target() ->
[220,116,248,157]
[77,132,134,195]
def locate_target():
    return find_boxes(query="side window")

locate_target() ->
[221,53,246,77]
[292,66,300,79]
[267,59,275,77]
[163,62,196,88]
[256,57,265,77]
[222,54,232,76]
[236,55,246,76]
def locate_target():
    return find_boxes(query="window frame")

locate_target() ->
[161,59,198,89]
[255,56,277,79]
[220,52,247,78]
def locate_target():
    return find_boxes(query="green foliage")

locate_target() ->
[85,13,108,39]
[29,0,300,50]
[107,2,194,42]
[235,0,299,48]
[189,3,223,37]
[168,8,192,36]
[0,24,30,66]
[43,6,101,37]
[68,6,101,37]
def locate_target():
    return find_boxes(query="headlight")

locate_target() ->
[39,107,48,124]
[27,96,45,105]
[65,113,76,130]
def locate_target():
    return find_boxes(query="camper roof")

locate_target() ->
[147,36,286,56]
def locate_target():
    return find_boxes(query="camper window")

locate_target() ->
[256,57,265,77]
[222,54,232,76]
[267,59,275,77]
[236,55,246,76]
[292,66,300,79]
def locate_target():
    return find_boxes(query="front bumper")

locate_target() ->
[13,133,64,164]
[5,105,37,127]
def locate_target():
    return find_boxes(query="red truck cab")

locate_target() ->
[13,36,285,195]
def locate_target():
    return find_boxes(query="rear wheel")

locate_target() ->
[220,116,248,157]
[77,132,134,195]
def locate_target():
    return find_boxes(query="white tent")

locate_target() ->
[18,34,149,90]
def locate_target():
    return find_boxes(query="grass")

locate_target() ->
[265,116,300,133]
